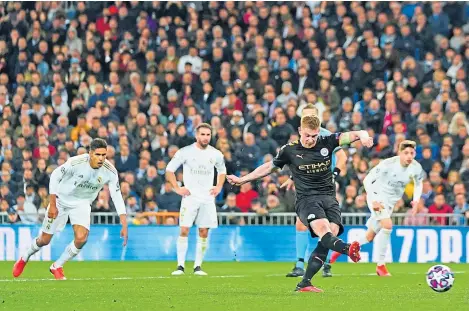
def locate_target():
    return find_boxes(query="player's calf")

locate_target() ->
[375,219,393,275]
[13,233,53,278]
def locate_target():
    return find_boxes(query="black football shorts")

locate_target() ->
[296,194,344,238]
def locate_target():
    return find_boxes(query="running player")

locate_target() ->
[327,140,423,276]
[282,104,346,278]
[227,114,374,292]
[13,138,128,280]
[166,123,226,276]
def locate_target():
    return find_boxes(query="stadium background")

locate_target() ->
[0,1,469,263]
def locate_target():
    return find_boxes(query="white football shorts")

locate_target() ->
[365,195,397,233]
[179,196,218,229]
[41,200,91,234]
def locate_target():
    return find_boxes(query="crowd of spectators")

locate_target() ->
[0,1,469,226]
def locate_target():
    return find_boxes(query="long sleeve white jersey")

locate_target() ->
[363,156,424,203]
[166,143,226,200]
[49,154,126,214]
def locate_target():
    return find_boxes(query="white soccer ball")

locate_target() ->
[426,265,454,292]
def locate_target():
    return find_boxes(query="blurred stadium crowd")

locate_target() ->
[0,1,469,225]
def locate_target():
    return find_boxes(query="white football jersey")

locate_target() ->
[364,156,424,201]
[49,154,126,214]
[166,143,226,200]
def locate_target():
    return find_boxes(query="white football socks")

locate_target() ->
[177,236,189,268]
[54,241,81,268]
[194,237,208,268]
[358,233,372,246]
[376,228,392,266]
[22,238,41,261]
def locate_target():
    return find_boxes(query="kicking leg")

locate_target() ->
[310,219,361,263]
[287,218,308,277]
[172,226,189,275]
[375,218,393,276]
[327,226,377,268]
[51,225,89,280]
[194,228,209,275]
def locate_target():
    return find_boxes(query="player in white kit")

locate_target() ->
[328,140,423,276]
[166,123,226,276]
[12,138,128,280]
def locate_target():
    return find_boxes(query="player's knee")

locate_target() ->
[380,219,393,230]
[74,233,89,248]
[198,228,209,238]
[330,223,340,236]
[366,230,377,242]
[179,227,190,237]
[38,233,52,246]
[310,219,330,237]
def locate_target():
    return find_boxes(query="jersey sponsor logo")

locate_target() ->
[298,160,331,173]
[76,181,101,191]
[320,148,329,156]
[190,165,213,176]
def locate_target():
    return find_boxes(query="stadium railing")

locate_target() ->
[0,212,466,226]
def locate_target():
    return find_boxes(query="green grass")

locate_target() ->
[1,262,468,311]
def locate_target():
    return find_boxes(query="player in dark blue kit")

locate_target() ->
[227,114,374,292]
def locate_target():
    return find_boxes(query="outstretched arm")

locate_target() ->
[227,161,278,186]
[338,130,373,147]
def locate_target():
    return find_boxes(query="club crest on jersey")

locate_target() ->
[97,176,103,184]
[320,148,329,156]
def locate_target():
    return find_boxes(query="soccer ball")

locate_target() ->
[426,265,454,292]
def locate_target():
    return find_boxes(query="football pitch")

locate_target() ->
[1,262,468,311]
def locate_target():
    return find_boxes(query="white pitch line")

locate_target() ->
[0,275,247,283]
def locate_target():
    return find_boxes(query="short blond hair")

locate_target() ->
[399,140,416,152]
[300,114,321,130]
[301,103,318,117]
[196,123,212,132]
